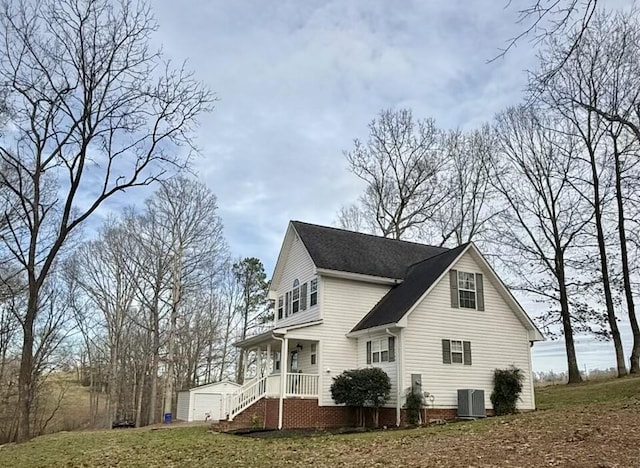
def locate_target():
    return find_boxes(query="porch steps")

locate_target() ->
[227,376,268,421]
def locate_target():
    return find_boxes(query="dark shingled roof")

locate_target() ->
[291,221,447,279]
[350,243,469,332]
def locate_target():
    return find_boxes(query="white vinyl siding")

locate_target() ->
[176,381,240,422]
[286,276,391,406]
[275,234,319,327]
[358,332,398,408]
[320,277,391,406]
[176,392,190,421]
[403,250,535,411]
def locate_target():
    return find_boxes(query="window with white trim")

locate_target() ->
[274,351,281,371]
[458,271,476,309]
[277,296,283,320]
[292,279,300,313]
[450,340,463,364]
[285,291,291,317]
[442,339,471,365]
[310,278,318,306]
[371,338,389,363]
[310,343,317,365]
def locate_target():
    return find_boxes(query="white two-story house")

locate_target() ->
[221,221,543,430]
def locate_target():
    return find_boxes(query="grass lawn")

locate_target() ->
[0,377,639,467]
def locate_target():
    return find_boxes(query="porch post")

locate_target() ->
[279,337,289,430]
[257,345,262,377]
[243,349,249,382]
[266,343,272,374]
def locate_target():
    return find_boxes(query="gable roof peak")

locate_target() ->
[290,220,449,280]
[290,220,442,249]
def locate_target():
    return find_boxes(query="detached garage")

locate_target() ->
[176,381,240,422]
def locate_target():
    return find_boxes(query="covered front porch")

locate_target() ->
[228,331,320,425]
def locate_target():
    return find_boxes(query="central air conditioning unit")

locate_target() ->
[457,389,486,418]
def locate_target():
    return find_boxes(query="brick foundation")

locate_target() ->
[210,398,492,432]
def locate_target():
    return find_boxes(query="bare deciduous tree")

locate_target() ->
[499,0,598,82]
[432,126,497,246]
[71,219,140,428]
[144,177,226,418]
[343,109,448,240]
[0,0,213,441]
[492,105,592,384]
[539,12,633,376]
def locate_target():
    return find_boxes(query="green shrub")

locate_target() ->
[404,389,425,425]
[491,366,524,415]
[330,368,391,427]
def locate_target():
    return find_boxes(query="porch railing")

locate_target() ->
[228,375,267,421]
[285,373,318,397]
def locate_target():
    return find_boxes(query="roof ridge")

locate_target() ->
[291,220,447,250]
[404,242,469,273]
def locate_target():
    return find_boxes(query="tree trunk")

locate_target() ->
[135,368,145,428]
[588,146,627,377]
[550,203,582,384]
[148,294,160,425]
[556,254,582,383]
[613,136,640,374]
[105,342,119,428]
[163,256,182,418]
[17,289,37,442]
[148,301,160,424]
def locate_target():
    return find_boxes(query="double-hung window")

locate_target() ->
[292,279,300,313]
[458,271,476,309]
[277,296,283,320]
[310,343,317,365]
[366,337,395,364]
[450,340,464,364]
[442,339,472,365]
[285,292,291,317]
[372,339,389,363]
[310,278,318,306]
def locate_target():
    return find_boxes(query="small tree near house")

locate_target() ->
[330,368,391,428]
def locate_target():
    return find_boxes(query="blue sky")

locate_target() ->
[96,0,631,375]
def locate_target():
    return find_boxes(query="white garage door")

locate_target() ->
[192,393,222,421]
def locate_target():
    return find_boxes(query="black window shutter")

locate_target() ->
[463,341,472,365]
[475,273,484,311]
[442,339,451,364]
[388,336,395,362]
[449,270,459,308]
[300,282,308,310]
[366,341,372,365]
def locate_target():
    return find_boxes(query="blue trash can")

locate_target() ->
[164,412,172,424]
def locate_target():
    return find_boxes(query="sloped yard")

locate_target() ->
[0,377,638,467]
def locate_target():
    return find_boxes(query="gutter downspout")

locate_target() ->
[273,333,286,430]
[385,328,401,427]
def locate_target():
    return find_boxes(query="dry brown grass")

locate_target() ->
[0,376,638,467]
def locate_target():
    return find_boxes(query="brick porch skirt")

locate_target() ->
[210,398,491,432]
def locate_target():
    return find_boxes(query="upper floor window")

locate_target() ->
[292,279,300,313]
[277,296,283,320]
[285,291,291,317]
[458,271,476,309]
[310,278,318,306]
